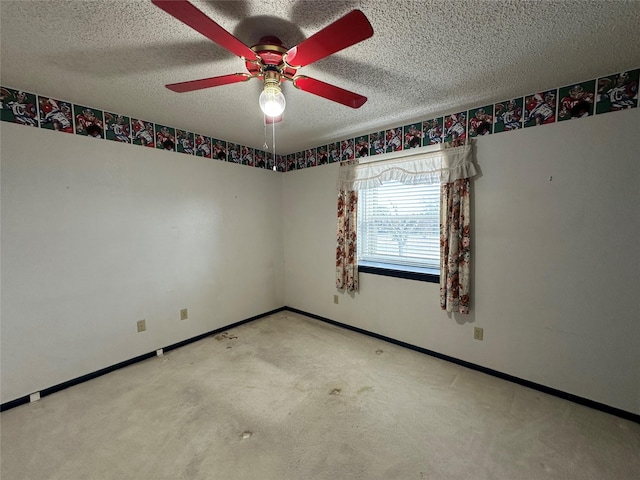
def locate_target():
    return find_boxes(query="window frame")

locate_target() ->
[358,261,439,283]
[356,180,440,284]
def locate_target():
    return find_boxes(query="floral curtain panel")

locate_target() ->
[336,143,477,311]
[440,178,471,314]
[336,187,359,292]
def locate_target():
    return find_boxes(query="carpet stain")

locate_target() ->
[329,388,341,395]
[294,383,306,393]
[215,332,238,341]
[375,349,384,355]
[185,454,205,479]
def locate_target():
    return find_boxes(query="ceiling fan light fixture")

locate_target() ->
[153,3,373,111]
[259,69,286,118]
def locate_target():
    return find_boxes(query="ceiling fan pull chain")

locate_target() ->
[263,115,269,150]
[272,119,277,171]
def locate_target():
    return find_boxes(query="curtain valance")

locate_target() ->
[337,143,477,191]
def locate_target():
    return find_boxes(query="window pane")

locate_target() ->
[358,181,439,270]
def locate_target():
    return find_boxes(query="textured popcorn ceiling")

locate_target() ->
[1,0,639,153]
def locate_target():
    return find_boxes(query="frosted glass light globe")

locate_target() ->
[259,88,286,117]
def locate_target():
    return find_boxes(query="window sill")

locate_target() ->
[358,261,439,283]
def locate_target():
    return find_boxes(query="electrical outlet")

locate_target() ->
[473,327,483,341]
[137,319,146,333]
[180,308,188,320]
[333,295,339,304]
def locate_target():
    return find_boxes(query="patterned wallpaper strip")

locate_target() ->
[1,68,637,173]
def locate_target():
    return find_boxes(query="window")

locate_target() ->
[338,142,476,291]
[357,180,440,282]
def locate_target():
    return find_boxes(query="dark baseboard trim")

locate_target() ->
[162,307,286,353]
[285,306,640,424]
[0,395,34,412]
[3,304,637,424]
[0,306,286,412]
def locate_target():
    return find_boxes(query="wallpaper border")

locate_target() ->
[1,68,637,172]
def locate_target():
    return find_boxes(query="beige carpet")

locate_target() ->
[2,311,638,479]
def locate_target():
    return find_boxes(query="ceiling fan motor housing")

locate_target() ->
[246,38,298,83]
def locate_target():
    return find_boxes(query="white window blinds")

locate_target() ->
[358,181,440,270]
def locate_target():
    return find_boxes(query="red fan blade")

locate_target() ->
[293,76,367,108]
[166,73,251,92]
[152,0,257,60]
[284,10,373,68]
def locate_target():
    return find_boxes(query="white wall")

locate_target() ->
[1,123,284,404]
[283,108,640,415]
[2,108,638,414]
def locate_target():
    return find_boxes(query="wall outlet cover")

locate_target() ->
[474,327,483,341]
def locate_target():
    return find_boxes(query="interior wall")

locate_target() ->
[1,123,284,404]
[283,108,640,415]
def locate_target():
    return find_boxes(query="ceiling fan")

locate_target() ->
[151,0,374,119]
